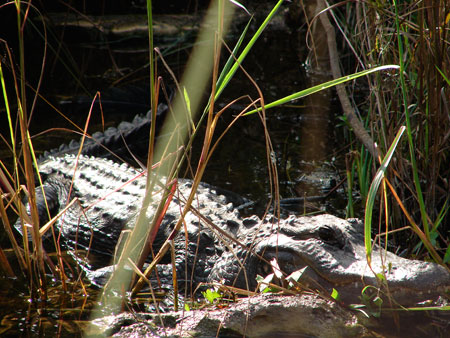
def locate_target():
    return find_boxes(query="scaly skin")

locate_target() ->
[17,154,450,305]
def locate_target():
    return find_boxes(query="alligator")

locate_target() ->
[16,154,450,306]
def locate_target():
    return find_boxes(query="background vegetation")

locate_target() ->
[0,0,449,335]
[333,0,450,260]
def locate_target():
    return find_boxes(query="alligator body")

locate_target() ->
[17,154,450,306]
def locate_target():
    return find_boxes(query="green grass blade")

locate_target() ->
[393,0,429,238]
[198,1,281,141]
[436,66,450,86]
[364,126,406,265]
[245,65,400,115]
[214,0,285,100]
[444,245,450,264]
[200,15,252,118]
[215,17,252,94]
[0,63,15,153]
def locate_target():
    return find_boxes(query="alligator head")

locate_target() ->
[209,214,450,306]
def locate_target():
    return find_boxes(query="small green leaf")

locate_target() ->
[376,273,386,282]
[202,289,221,303]
[184,303,190,311]
[436,65,450,86]
[331,288,341,301]
[443,245,450,264]
[262,287,271,293]
[183,86,191,114]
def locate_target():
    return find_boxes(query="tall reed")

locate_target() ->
[334,0,449,260]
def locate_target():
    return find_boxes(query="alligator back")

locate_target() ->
[31,155,148,258]
[19,154,246,270]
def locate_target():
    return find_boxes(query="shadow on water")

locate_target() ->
[0,2,355,336]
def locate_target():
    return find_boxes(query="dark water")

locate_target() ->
[0,4,350,336]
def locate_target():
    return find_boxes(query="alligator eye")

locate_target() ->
[318,226,345,249]
[318,225,334,241]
